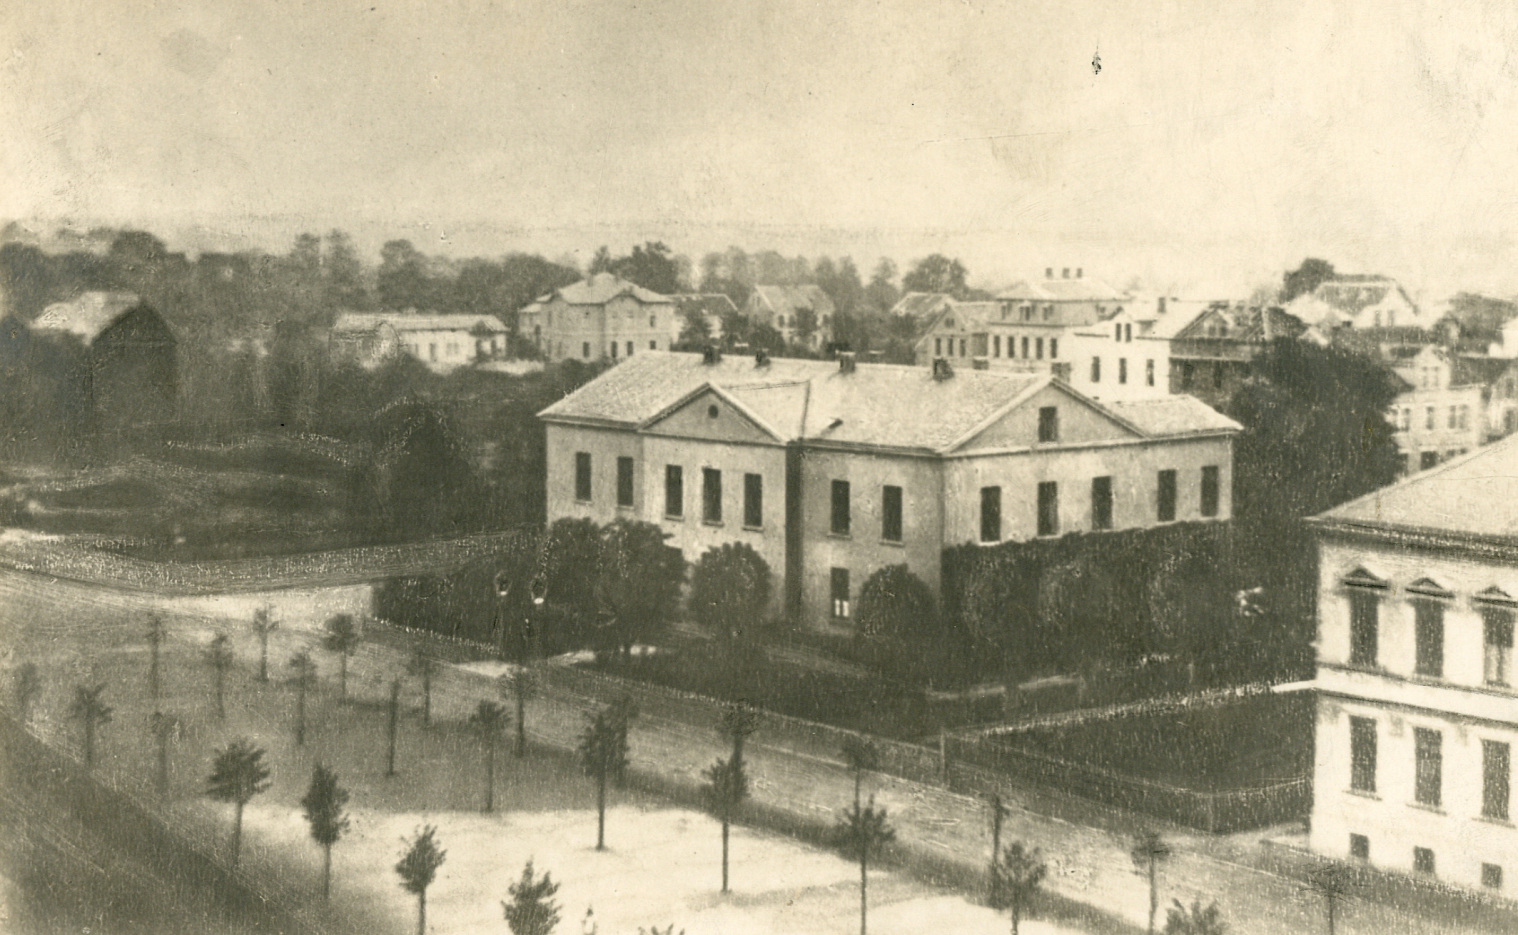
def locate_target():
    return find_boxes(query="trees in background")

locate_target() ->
[324,614,361,700]
[1281,258,1335,303]
[503,859,561,935]
[854,565,938,681]
[396,825,447,935]
[206,738,272,868]
[68,683,112,768]
[301,762,351,900]
[901,254,969,298]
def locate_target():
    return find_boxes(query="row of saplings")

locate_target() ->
[12,608,1285,935]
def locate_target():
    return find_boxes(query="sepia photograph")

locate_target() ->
[2,1,1517,933]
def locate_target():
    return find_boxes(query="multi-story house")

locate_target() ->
[1308,436,1518,894]
[1167,302,1306,409]
[742,285,836,351]
[1286,274,1429,331]
[518,272,679,362]
[538,349,1238,631]
[329,313,509,372]
[1386,346,1487,473]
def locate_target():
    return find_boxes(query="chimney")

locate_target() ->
[755,348,770,367]
[838,351,857,374]
[702,345,722,365]
[1045,267,1054,279]
[1062,268,1070,279]
[932,357,954,380]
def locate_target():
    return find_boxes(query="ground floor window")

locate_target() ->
[1483,863,1504,890]
[830,567,850,620]
[1413,847,1435,875]
[1349,834,1369,860]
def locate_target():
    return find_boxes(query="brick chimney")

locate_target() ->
[838,351,857,373]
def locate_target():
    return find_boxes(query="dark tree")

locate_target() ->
[543,518,605,624]
[12,662,41,725]
[688,543,771,648]
[719,703,761,766]
[250,605,279,682]
[610,241,682,295]
[378,239,434,310]
[835,797,895,935]
[865,258,899,315]
[396,825,446,935]
[1165,898,1227,935]
[854,565,938,680]
[597,520,686,660]
[992,841,1047,935]
[407,650,439,727]
[702,755,749,893]
[985,791,1012,902]
[468,700,510,812]
[146,614,166,702]
[578,701,635,850]
[288,651,318,746]
[323,614,361,700]
[901,254,969,298]
[301,762,351,900]
[841,735,879,810]
[68,684,112,769]
[149,711,180,799]
[205,634,234,720]
[324,230,368,309]
[502,859,562,935]
[588,246,615,275]
[1131,830,1173,935]
[1281,258,1335,303]
[206,739,272,868]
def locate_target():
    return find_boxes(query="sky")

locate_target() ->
[6,0,1518,299]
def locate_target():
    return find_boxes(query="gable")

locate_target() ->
[97,305,175,346]
[954,383,1143,452]
[640,386,782,445]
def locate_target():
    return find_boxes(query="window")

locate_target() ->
[703,468,722,523]
[1091,356,1102,383]
[882,485,903,543]
[1050,337,1058,359]
[1021,337,1030,358]
[1414,600,1444,678]
[980,486,1001,543]
[609,341,618,359]
[1349,834,1369,860]
[1413,847,1436,876]
[1118,358,1128,384]
[1461,405,1470,430]
[743,473,763,528]
[1037,481,1059,537]
[1091,476,1113,530]
[830,480,852,535]
[1414,728,1442,807]
[1200,466,1220,517]
[1115,323,1123,341]
[616,456,634,507]
[1035,337,1044,360]
[1038,406,1059,442]
[831,567,851,619]
[649,315,656,327]
[1125,323,1133,342]
[429,343,438,361]
[960,338,967,357]
[1483,864,1504,890]
[1485,605,1514,686]
[1484,740,1510,821]
[935,337,942,355]
[1350,717,1377,793]
[1181,361,1194,389]
[1157,469,1177,522]
[1348,590,1380,667]
[1425,406,1435,430]
[575,452,592,502]
[1146,359,1155,386]
[1212,363,1224,389]
[993,335,1001,357]
[583,341,592,359]
[626,341,634,357]
[664,465,683,517]
[1420,450,1439,470]
[1448,406,1458,430]
[650,340,658,350]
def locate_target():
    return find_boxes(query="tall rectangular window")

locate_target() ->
[664,465,683,517]
[703,468,722,523]
[980,486,1001,543]
[993,335,1001,357]
[935,337,942,355]
[1181,362,1194,389]
[574,452,592,502]
[616,456,634,507]
[1146,359,1155,386]
[1037,481,1059,537]
[1035,337,1044,359]
[831,567,851,619]
[881,485,903,543]
[831,480,851,536]
[1038,406,1059,442]
[1414,727,1442,807]
[1484,740,1510,821]
[1119,357,1128,384]
[1091,356,1102,383]
[1487,607,1515,686]
[1483,863,1504,890]
[1021,336,1030,358]
[1349,834,1370,860]
[1200,465,1220,518]
[1350,717,1377,793]
[743,473,763,528]
[1050,337,1059,359]
[1415,601,1444,678]
[1349,590,1379,667]
[1091,476,1113,531]
[1157,469,1177,522]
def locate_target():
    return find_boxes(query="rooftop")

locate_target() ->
[332,313,507,333]
[543,272,672,306]
[31,292,148,343]
[996,278,1127,303]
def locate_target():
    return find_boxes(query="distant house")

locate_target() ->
[518,272,679,363]
[669,293,738,347]
[1168,303,1307,408]
[1285,275,1428,331]
[743,285,836,350]
[888,292,955,322]
[1384,346,1490,473]
[330,313,508,372]
[29,292,177,428]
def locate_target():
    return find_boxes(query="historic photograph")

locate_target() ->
[1,1,1515,933]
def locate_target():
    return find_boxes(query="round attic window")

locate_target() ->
[708,405,719,418]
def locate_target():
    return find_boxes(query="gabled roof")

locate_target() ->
[750,284,836,318]
[1309,276,1419,316]
[1171,304,1306,343]
[889,292,954,318]
[670,293,738,318]
[31,292,148,344]
[1451,354,1514,388]
[539,351,1238,453]
[332,313,507,334]
[995,278,1127,303]
[546,272,672,306]
[1313,433,1518,543]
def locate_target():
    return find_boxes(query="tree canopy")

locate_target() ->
[1280,258,1335,303]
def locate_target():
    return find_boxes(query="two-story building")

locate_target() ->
[1286,275,1429,332]
[1167,303,1307,409]
[1308,437,1518,894]
[539,350,1239,631]
[518,272,679,362]
[329,313,509,372]
[742,285,836,351]
[1386,346,1488,473]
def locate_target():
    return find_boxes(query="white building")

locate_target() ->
[1309,438,1518,894]
[330,313,508,372]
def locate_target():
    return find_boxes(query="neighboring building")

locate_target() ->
[1308,436,1518,895]
[518,272,678,362]
[914,300,998,365]
[538,350,1238,631]
[1168,303,1307,409]
[1286,275,1428,331]
[889,292,955,322]
[330,313,508,372]
[29,291,177,427]
[670,294,738,347]
[743,285,836,350]
[1385,346,1487,473]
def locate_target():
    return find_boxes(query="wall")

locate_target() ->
[544,422,645,527]
[1388,385,1483,473]
[1063,333,1171,402]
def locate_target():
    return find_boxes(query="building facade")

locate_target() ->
[742,285,836,350]
[539,350,1238,631]
[1286,275,1428,331]
[1385,346,1488,473]
[1309,439,1518,894]
[518,272,679,362]
[330,313,508,372]
[1167,303,1307,410]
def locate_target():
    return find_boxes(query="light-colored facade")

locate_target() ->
[329,313,508,372]
[743,285,836,350]
[1286,275,1427,331]
[1387,346,1485,473]
[539,351,1238,632]
[518,272,679,363]
[1309,439,1518,894]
